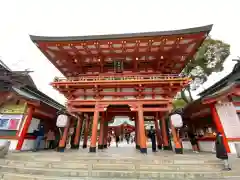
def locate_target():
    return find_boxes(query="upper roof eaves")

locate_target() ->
[30,25,213,42]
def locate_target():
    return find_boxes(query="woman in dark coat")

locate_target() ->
[115,135,120,147]
[215,132,231,170]
[188,131,199,153]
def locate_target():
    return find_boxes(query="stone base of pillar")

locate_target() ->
[140,148,147,154]
[89,146,96,153]
[82,144,87,149]
[58,147,65,152]
[136,144,140,149]
[175,148,183,154]
[71,144,79,149]
[103,144,107,148]
[98,144,104,149]
[157,145,162,150]
[163,146,172,150]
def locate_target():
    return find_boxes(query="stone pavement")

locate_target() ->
[0,142,239,179]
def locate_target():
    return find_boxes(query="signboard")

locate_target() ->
[0,104,26,114]
[56,114,69,127]
[0,114,23,130]
[170,114,183,128]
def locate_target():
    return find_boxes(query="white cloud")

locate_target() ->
[0,0,239,104]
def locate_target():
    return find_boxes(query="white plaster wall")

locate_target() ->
[76,96,84,100]
[122,88,135,92]
[86,96,94,100]
[27,118,40,133]
[103,88,115,92]
[198,141,215,152]
[124,96,135,99]
[21,139,45,151]
[215,102,240,138]
[155,95,162,99]
[228,142,239,154]
[182,141,192,150]
[143,88,152,92]
[144,95,152,99]
[103,96,113,100]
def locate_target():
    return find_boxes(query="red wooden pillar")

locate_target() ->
[103,114,108,148]
[154,113,162,150]
[58,117,70,152]
[134,113,140,150]
[73,114,84,149]
[16,105,34,150]
[210,103,230,153]
[82,116,90,148]
[138,105,147,153]
[98,112,105,149]
[171,122,183,154]
[89,107,99,153]
[161,118,170,150]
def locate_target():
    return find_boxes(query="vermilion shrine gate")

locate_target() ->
[30,25,212,153]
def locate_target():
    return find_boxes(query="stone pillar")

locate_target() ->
[154,113,162,150]
[137,105,147,154]
[98,112,105,149]
[89,107,99,153]
[72,115,83,149]
[82,116,90,148]
[16,105,34,150]
[58,117,70,152]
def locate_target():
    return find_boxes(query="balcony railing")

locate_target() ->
[53,74,188,83]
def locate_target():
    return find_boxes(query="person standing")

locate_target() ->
[46,129,55,149]
[148,126,157,152]
[33,123,45,152]
[188,131,199,153]
[107,133,112,147]
[215,132,231,170]
[116,135,120,147]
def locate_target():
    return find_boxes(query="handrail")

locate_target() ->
[53,74,188,82]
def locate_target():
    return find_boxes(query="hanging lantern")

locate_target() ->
[56,114,69,127]
[170,114,183,128]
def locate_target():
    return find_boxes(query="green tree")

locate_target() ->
[172,98,187,109]
[180,37,230,103]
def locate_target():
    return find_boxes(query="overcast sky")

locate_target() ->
[0,0,239,104]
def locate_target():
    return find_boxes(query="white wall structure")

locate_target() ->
[215,101,240,153]
[215,102,240,138]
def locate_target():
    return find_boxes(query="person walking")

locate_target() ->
[33,123,45,152]
[215,132,231,171]
[116,135,120,147]
[107,133,112,147]
[188,130,199,153]
[148,126,157,152]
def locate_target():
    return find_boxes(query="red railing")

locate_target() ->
[53,74,188,83]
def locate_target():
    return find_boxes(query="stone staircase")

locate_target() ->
[0,149,237,180]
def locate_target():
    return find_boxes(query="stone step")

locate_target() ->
[0,157,223,166]
[5,154,222,165]
[0,166,224,179]
[0,160,223,171]
[0,172,229,180]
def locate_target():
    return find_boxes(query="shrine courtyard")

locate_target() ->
[1,144,240,180]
